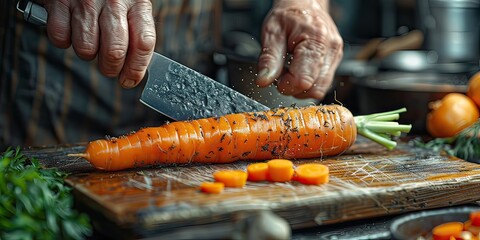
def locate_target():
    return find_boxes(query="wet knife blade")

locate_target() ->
[17,1,270,120]
[140,52,269,120]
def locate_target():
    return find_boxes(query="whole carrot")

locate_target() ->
[70,105,411,171]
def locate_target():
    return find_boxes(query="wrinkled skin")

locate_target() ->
[39,0,342,100]
[39,0,156,89]
[256,0,343,100]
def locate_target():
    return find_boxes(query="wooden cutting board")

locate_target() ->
[24,138,480,239]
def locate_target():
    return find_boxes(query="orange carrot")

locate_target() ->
[69,105,410,171]
[295,163,329,185]
[200,182,224,194]
[267,159,294,182]
[213,170,248,188]
[432,222,464,240]
[247,162,269,181]
[464,220,480,235]
[471,211,480,226]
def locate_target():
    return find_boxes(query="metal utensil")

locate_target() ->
[16,0,47,25]
[141,52,269,120]
[390,206,480,240]
[16,1,269,120]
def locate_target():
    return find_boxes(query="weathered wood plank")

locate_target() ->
[22,138,480,239]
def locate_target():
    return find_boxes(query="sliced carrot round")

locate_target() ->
[267,159,294,182]
[432,221,464,240]
[200,182,224,194]
[247,162,269,181]
[464,220,480,235]
[295,163,329,185]
[470,211,480,226]
[213,170,248,188]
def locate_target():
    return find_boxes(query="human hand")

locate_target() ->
[39,0,156,88]
[256,0,343,99]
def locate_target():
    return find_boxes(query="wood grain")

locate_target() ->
[23,138,480,239]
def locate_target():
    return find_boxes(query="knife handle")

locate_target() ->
[16,0,47,26]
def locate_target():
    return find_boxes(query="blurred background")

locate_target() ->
[217,0,480,133]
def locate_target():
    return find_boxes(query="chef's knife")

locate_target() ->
[139,52,269,120]
[17,1,270,120]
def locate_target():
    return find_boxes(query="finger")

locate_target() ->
[255,18,287,88]
[70,1,100,60]
[295,44,344,99]
[98,1,129,78]
[302,28,344,99]
[44,0,71,48]
[276,39,326,96]
[118,1,156,88]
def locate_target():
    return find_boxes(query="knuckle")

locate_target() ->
[48,31,70,48]
[330,35,344,50]
[134,0,153,7]
[262,18,283,36]
[259,50,278,63]
[296,76,315,90]
[73,42,98,59]
[124,65,146,82]
[258,46,284,68]
[136,32,156,53]
[80,0,99,11]
[295,41,326,60]
[106,0,128,10]
[315,24,329,38]
[104,45,128,62]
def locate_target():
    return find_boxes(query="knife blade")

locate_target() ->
[17,1,270,121]
[140,52,269,120]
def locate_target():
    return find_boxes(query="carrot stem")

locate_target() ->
[354,108,412,150]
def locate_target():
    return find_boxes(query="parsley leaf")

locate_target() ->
[0,147,92,239]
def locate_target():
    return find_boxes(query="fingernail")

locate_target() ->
[122,79,136,88]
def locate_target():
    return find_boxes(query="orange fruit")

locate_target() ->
[426,93,479,138]
[467,71,480,108]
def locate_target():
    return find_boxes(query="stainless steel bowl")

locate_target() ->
[390,206,480,240]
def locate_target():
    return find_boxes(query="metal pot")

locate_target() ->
[355,72,469,134]
[418,0,480,63]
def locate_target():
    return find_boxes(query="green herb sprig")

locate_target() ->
[0,147,92,240]
[413,119,480,162]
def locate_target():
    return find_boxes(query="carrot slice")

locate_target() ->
[464,220,480,235]
[432,222,464,240]
[470,211,480,226]
[200,182,224,194]
[267,159,294,182]
[213,170,248,188]
[295,163,329,185]
[247,162,269,181]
